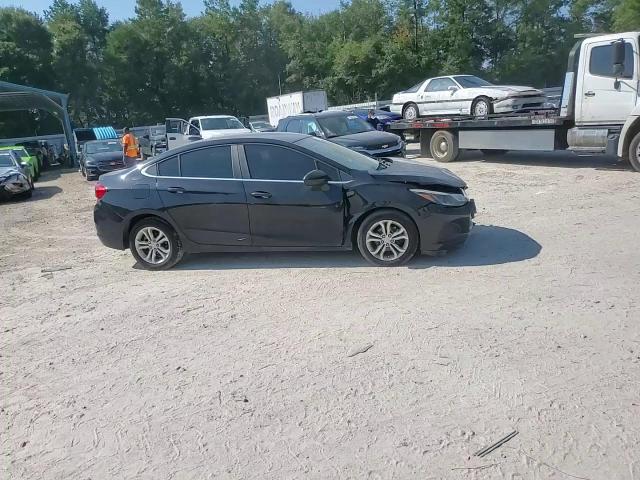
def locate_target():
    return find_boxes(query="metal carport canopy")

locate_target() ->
[0,80,77,163]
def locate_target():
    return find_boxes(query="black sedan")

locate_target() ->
[0,151,33,200]
[277,111,405,157]
[80,140,126,181]
[94,133,476,270]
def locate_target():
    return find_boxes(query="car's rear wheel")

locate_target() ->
[403,103,419,120]
[129,218,184,270]
[471,96,492,117]
[357,210,419,266]
[628,131,640,172]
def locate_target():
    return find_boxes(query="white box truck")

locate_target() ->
[389,32,640,172]
[267,90,328,127]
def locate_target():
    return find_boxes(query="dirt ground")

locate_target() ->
[1,148,639,480]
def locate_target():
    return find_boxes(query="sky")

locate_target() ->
[0,0,343,20]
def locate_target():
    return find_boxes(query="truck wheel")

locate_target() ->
[403,103,419,120]
[472,96,493,117]
[429,130,459,163]
[629,131,640,172]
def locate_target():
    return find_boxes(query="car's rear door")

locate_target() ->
[239,142,345,247]
[153,144,251,246]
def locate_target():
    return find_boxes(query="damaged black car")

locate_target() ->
[94,133,476,270]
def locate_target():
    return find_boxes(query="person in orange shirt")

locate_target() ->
[122,127,140,167]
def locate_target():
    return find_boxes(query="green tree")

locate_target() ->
[614,0,640,30]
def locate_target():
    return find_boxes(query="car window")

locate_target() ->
[200,117,245,130]
[317,160,340,181]
[12,148,28,159]
[317,115,373,138]
[295,136,379,171]
[300,119,322,136]
[245,144,316,181]
[157,156,180,177]
[590,43,634,78]
[166,119,184,134]
[180,146,233,178]
[426,78,458,92]
[285,119,301,133]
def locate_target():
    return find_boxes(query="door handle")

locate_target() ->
[585,91,595,97]
[251,191,272,199]
[167,186,185,194]
[169,136,176,140]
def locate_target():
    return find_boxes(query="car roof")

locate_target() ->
[148,132,309,160]
[0,145,26,150]
[191,115,236,120]
[287,110,353,119]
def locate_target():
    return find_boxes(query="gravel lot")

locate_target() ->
[2,148,639,479]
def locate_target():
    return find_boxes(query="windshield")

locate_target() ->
[86,141,121,154]
[11,149,29,159]
[150,127,165,136]
[200,117,245,130]
[0,154,15,167]
[296,136,379,171]
[453,75,493,88]
[317,115,373,138]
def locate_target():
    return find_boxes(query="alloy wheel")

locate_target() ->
[134,227,171,265]
[365,220,409,261]
[473,100,489,116]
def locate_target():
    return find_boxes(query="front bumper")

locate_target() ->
[86,164,126,177]
[417,199,476,253]
[0,175,31,199]
[493,96,546,113]
[356,141,406,158]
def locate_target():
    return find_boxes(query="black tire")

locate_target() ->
[471,96,493,117]
[429,130,459,163]
[129,217,184,270]
[481,149,508,156]
[357,209,419,266]
[86,173,97,181]
[402,103,420,120]
[628,131,640,172]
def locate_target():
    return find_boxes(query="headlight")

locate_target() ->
[410,188,468,207]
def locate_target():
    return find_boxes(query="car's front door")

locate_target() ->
[420,78,460,115]
[154,145,251,246]
[165,118,201,150]
[239,143,345,247]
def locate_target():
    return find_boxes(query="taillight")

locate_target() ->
[95,182,108,200]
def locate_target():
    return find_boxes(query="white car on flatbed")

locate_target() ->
[390,75,547,119]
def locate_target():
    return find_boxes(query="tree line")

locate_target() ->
[0,0,638,137]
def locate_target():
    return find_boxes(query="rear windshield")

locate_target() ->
[200,117,245,130]
[86,141,121,154]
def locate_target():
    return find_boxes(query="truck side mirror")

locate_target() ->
[612,40,626,78]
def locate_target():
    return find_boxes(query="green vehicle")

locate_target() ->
[0,146,39,180]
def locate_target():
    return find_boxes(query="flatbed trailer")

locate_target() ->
[388,110,581,162]
[387,31,640,171]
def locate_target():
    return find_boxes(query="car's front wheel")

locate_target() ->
[471,96,492,117]
[357,210,419,266]
[628,131,640,172]
[129,218,184,270]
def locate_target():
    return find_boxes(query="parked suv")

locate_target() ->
[277,111,405,157]
[139,125,167,159]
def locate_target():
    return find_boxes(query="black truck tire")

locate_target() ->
[628,131,640,172]
[429,130,460,163]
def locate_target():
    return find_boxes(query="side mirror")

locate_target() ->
[303,169,330,190]
[309,130,322,138]
[187,135,202,142]
[447,85,459,93]
[612,40,626,78]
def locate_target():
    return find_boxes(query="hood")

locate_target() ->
[0,166,21,178]
[201,128,251,139]
[369,158,466,188]
[330,130,400,148]
[86,152,123,162]
[488,85,544,95]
